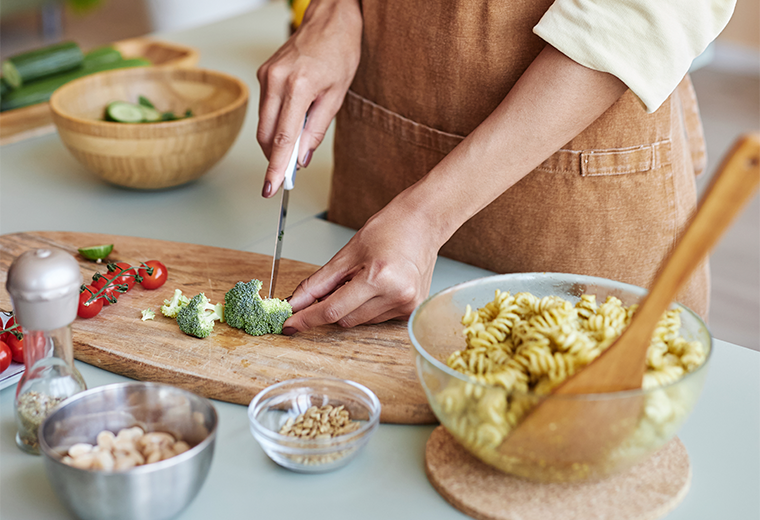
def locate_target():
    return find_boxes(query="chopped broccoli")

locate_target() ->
[259,298,293,335]
[176,293,224,339]
[161,288,191,318]
[141,308,155,321]
[224,279,292,336]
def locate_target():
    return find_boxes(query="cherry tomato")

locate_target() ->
[139,260,168,290]
[92,272,121,305]
[7,333,24,363]
[78,285,104,318]
[110,262,136,291]
[1,316,17,343]
[0,342,11,373]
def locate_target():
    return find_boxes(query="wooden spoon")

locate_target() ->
[498,133,760,473]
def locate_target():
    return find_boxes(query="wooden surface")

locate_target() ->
[0,37,199,146]
[425,426,691,520]
[0,231,434,424]
[49,67,248,189]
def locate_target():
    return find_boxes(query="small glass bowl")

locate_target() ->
[248,378,381,473]
[409,272,712,483]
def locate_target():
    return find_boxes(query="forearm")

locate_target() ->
[391,45,628,248]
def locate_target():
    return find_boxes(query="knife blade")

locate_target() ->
[268,123,304,299]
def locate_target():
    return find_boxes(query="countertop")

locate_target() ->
[0,2,758,519]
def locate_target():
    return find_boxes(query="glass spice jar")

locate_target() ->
[6,248,87,455]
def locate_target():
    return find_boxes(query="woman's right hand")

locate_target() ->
[257,0,363,198]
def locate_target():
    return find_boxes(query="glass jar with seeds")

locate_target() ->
[248,378,381,473]
[6,248,87,454]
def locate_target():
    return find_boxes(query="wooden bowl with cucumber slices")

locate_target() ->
[49,67,248,190]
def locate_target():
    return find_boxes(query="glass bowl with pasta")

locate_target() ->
[409,272,712,483]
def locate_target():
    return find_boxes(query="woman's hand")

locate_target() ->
[281,46,627,334]
[283,196,441,333]
[257,0,362,198]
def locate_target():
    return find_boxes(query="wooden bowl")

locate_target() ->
[50,67,248,190]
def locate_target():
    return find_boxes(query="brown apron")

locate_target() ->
[327,0,710,319]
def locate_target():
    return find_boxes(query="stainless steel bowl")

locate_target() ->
[39,382,217,520]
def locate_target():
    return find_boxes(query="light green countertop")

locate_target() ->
[0,3,758,519]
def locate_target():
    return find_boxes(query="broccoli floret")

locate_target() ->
[259,298,293,334]
[224,280,263,329]
[176,293,224,339]
[224,279,292,336]
[161,288,191,318]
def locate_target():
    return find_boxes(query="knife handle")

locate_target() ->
[284,115,308,191]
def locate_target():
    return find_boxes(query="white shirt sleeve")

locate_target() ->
[533,0,736,113]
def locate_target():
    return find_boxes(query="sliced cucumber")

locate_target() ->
[2,41,84,88]
[106,101,145,123]
[139,105,162,122]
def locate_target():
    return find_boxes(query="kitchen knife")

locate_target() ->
[268,123,304,299]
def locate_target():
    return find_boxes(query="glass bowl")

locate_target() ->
[248,377,381,473]
[409,272,712,483]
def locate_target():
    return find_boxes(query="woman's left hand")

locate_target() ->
[283,200,439,333]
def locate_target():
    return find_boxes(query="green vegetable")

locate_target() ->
[224,279,293,336]
[161,289,191,318]
[104,95,191,123]
[105,101,145,123]
[2,41,84,89]
[82,46,123,67]
[0,78,9,100]
[0,57,151,112]
[141,308,156,321]
[176,293,225,339]
[138,95,155,109]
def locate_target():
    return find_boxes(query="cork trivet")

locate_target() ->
[425,426,691,520]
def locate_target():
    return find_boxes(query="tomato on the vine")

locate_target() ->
[78,285,104,318]
[139,260,168,290]
[2,316,17,343]
[92,272,121,305]
[7,333,24,363]
[0,342,11,373]
[110,262,136,291]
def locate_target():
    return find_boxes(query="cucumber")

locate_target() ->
[0,58,151,112]
[105,101,162,123]
[2,41,84,89]
[105,101,145,123]
[83,46,123,67]
[139,105,162,122]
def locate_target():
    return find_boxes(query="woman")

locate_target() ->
[257,0,735,334]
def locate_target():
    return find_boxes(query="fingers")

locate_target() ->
[284,269,421,333]
[262,95,312,197]
[298,91,346,167]
[287,262,353,312]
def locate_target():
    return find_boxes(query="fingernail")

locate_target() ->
[262,181,272,198]
[301,150,313,168]
[282,326,297,336]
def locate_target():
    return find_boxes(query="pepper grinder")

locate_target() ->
[6,248,87,455]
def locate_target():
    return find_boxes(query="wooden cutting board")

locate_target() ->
[0,231,435,424]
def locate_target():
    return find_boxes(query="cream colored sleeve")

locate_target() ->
[533,0,736,113]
